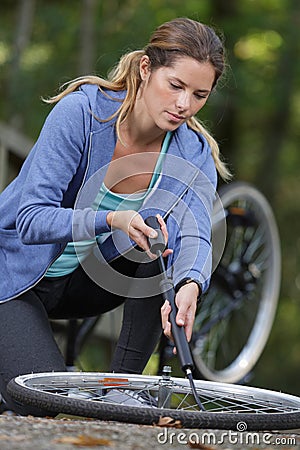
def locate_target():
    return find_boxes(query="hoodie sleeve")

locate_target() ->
[168,134,218,294]
[16,91,110,244]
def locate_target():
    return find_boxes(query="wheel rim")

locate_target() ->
[13,372,300,414]
[192,183,281,383]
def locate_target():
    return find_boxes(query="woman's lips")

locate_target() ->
[166,111,185,123]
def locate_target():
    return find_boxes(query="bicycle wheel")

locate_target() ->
[8,371,300,430]
[191,182,281,383]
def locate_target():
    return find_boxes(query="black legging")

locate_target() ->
[0,252,164,415]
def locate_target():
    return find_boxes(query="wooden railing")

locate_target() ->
[0,121,33,191]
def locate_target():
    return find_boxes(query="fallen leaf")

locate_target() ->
[188,442,216,449]
[53,434,112,446]
[0,435,28,442]
[0,435,9,441]
[155,416,182,428]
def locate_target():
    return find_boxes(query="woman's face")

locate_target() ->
[139,55,216,132]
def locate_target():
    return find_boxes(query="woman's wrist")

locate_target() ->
[175,278,202,301]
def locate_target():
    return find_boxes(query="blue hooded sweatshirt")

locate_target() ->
[0,84,217,303]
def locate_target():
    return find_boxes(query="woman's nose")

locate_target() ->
[176,92,190,112]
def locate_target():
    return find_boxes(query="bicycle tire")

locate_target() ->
[192,182,281,383]
[8,372,300,431]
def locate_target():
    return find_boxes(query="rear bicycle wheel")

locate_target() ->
[192,182,281,383]
[8,371,300,430]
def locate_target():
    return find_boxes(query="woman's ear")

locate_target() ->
[139,55,151,80]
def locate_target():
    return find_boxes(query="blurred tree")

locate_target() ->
[209,0,240,176]
[255,0,299,202]
[6,0,36,128]
[78,0,97,74]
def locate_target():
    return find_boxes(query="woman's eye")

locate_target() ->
[170,83,181,90]
[195,93,207,100]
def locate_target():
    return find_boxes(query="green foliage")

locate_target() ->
[254,298,300,395]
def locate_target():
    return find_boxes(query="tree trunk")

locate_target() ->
[210,0,240,177]
[78,0,97,75]
[8,0,36,128]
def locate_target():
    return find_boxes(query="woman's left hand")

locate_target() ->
[161,282,199,347]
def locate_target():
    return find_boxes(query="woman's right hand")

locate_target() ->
[106,210,172,258]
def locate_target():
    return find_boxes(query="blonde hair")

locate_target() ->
[46,18,231,180]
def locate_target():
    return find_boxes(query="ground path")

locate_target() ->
[0,414,299,449]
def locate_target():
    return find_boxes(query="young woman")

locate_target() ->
[0,17,229,415]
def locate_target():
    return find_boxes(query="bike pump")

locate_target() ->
[145,216,205,411]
